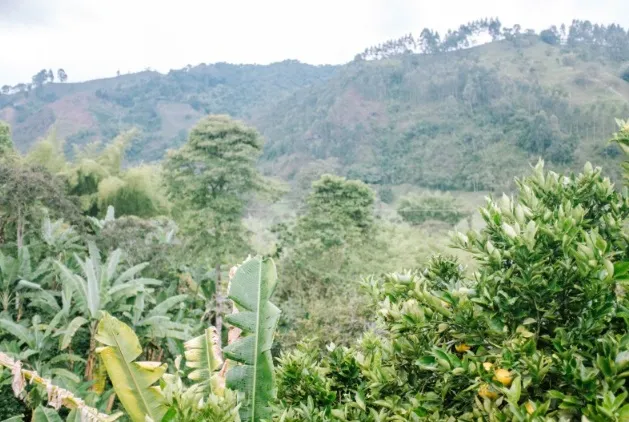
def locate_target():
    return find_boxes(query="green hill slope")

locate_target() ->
[257,37,629,190]
[1,24,629,192]
[0,60,338,160]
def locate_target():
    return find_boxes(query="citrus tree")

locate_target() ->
[272,160,629,420]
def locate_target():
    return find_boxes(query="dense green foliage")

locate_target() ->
[1,114,629,421]
[0,61,336,161]
[0,120,13,157]
[273,175,384,348]
[273,159,629,420]
[0,115,272,421]
[260,38,629,190]
[163,115,270,266]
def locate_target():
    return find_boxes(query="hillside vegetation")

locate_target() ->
[2,20,629,192]
[260,36,629,190]
[2,16,629,421]
[0,61,337,160]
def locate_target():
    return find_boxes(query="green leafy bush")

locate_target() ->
[273,161,629,420]
[397,191,468,226]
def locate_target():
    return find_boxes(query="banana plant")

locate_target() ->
[129,292,191,342]
[87,206,116,234]
[95,256,281,422]
[127,290,192,362]
[55,242,162,380]
[184,327,224,396]
[96,312,169,422]
[97,316,238,422]
[223,256,281,422]
[0,313,84,408]
[0,247,49,318]
[31,405,62,422]
[39,215,83,263]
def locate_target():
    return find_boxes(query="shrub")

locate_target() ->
[273,161,629,420]
[378,186,394,204]
[540,29,560,45]
[397,191,467,225]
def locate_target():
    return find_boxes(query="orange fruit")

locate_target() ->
[493,368,513,386]
[478,384,498,400]
[525,401,535,415]
[455,343,471,353]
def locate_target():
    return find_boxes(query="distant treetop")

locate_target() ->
[356,18,629,62]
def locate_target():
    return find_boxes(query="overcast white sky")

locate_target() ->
[0,0,628,86]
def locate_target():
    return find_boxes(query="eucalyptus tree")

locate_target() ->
[163,115,269,265]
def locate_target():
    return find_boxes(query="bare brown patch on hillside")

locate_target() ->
[12,108,56,150]
[48,93,97,139]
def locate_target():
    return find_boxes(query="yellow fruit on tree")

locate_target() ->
[478,384,498,400]
[455,343,471,353]
[482,362,493,371]
[525,401,535,415]
[493,368,513,386]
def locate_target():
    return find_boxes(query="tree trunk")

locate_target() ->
[106,395,116,413]
[85,322,97,381]
[16,207,23,250]
[214,263,223,357]
[16,293,22,322]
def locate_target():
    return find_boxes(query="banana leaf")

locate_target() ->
[96,312,168,422]
[223,256,281,421]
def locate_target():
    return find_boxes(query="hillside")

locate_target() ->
[2,26,629,191]
[257,36,629,190]
[0,61,338,160]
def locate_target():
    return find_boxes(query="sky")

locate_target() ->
[1,0,628,86]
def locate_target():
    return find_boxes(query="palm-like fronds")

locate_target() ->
[0,313,83,386]
[55,242,161,320]
[0,247,49,314]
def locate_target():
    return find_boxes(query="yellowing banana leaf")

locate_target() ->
[223,256,281,422]
[184,326,225,395]
[95,312,168,422]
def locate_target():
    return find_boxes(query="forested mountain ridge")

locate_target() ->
[2,19,629,191]
[258,35,629,191]
[0,61,338,160]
